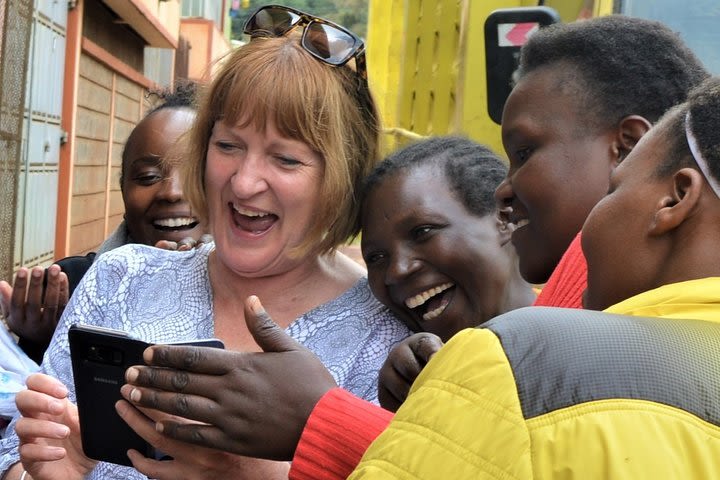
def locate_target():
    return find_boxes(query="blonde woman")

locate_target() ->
[0,6,410,480]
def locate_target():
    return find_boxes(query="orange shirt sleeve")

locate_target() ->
[290,388,394,480]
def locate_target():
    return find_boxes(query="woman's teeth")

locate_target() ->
[154,217,198,228]
[233,205,272,217]
[500,218,530,233]
[423,303,447,321]
[496,208,529,233]
[405,282,454,309]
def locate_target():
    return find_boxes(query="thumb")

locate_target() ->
[154,240,179,251]
[244,295,302,353]
[411,333,444,364]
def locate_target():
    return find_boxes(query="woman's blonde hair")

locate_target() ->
[182,33,381,256]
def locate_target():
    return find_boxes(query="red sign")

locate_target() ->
[498,22,539,47]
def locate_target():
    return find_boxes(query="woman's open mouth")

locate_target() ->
[404,282,456,321]
[231,203,278,234]
[497,207,530,238]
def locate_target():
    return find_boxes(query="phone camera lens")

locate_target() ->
[88,345,123,365]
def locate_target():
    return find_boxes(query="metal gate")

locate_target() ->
[0,0,33,282]
[13,0,67,270]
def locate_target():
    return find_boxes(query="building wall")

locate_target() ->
[140,0,181,30]
[56,0,185,258]
[180,18,231,83]
[69,51,145,255]
[180,19,210,81]
[82,0,145,71]
[209,19,230,72]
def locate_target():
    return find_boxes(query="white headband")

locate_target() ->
[685,112,720,198]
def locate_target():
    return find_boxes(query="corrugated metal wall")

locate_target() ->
[368,0,463,153]
[368,0,504,153]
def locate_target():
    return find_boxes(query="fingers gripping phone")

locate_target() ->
[68,324,224,466]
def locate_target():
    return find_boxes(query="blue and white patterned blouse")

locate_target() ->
[0,243,411,479]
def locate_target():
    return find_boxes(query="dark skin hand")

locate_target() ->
[0,265,68,361]
[378,332,444,412]
[154,234,214,252]
[120,295,337,461]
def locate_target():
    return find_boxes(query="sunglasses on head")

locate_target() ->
[243,4,367,83]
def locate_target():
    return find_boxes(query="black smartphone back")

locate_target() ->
[69,324,152,466]
[68,324,225,466]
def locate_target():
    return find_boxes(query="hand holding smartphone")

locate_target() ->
[68,324,223,466]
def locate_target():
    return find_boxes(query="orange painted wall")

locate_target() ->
[180,18,231,83]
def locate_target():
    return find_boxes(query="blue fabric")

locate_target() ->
[0,242,411,478]
[0,325,39,423]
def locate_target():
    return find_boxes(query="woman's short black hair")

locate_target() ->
[362,136,507,217]
[145,79,196,116]
[655,77,720,183]
[517,15,709,130]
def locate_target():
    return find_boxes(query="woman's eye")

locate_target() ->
[133,171,163,186]
[515,147,533,164]
[411,225,435,241]
[215,141,240,152]
[276,156,302,167]
[363,251,386,265]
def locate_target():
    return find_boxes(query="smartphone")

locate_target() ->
[68,324,224,466]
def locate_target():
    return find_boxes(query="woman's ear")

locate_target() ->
[649,168,704,236]
[611,115,653,164]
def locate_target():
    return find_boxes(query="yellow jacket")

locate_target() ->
[350,278,720,479]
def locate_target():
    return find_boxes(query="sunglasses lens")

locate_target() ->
[246,7,301,36]
[303,22,357,65]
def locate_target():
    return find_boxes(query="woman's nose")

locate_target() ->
[385,249,421,286]
[494,176,514,207]
[230,157,269,198]
[157,170,183,202]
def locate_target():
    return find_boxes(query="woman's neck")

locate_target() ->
[501,248,538,314]
[207,249,365,350]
